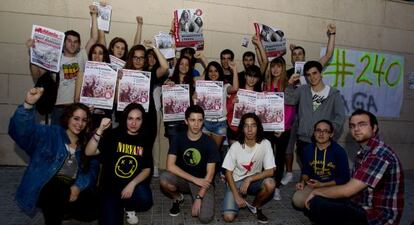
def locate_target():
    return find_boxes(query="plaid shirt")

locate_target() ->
[351,135,404,225]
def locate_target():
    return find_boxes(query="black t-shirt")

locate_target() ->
[98,127,153,192]
[168,132,220,178]
[238,71,246,88]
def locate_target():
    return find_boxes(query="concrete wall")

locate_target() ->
[1,0,414,168]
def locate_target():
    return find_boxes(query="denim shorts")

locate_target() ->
[203,120,227,136]
[221,177,273,214]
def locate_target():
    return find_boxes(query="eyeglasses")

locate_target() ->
[314,129,331,134]
[132,56,145,62]
[349,122,369,130]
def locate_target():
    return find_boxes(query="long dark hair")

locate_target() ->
[119,103,146,134]
[204,61,224,82]
[108,37,128,61]
[171,56,194,85]
[88,43,111,63]
[124,45,147,70]
[237,113,264,145]
[147,48,160,71]
[60,103,92,170]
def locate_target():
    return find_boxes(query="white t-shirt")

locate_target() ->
[55,49,87,105]
[311,85,330,111]
[222,139,276,182]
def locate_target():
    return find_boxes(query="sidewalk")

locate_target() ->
[1,167,412,225]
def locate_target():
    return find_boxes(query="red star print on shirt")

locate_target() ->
[242,161,255,174]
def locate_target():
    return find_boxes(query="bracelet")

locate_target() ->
[24,101,34,106]
[196,194,203,200]
[92,135,100,142]
[328,32,336,36]
[95,132,102,137]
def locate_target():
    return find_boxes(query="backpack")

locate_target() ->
[35,71,59,115]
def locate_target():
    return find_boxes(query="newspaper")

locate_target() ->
[155,32,175,59]
[80,61,117,109]
[256,92,285,132]
[93,2,112,32]
[231,90,285,131]
[254,23,286,60]
[30,25,64,72]
[231,89,256,126]
[162,84,190,122]
[195,80,224,118]
[109,55,126,71]
[173,8,204,50]
[294,61,307,85]
[117,69,151,112]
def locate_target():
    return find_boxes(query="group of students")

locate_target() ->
[10,4,404,225]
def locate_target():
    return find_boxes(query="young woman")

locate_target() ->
[9,87,99,225]
[263,57,295,200]
[86,103,153,225]
[226,65,262,145]
[199,61,239,148]
[75,43,112,129]
[164,56,195,143]
[291,120,350,210]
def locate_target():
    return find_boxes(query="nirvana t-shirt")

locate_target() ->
[311,85,330,111]
[168,132,220,178]
[55,49,87,105]
[98,128,153,192]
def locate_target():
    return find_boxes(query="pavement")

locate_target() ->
[1,167,413,225]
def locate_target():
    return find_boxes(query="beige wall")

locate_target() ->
[1,0,414,168]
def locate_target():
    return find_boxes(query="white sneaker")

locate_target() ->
[126,211,139,224]
[273,188,281,201]
[153,166,159,178]
[281,172,293,185]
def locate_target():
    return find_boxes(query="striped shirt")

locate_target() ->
[351,135,404,225]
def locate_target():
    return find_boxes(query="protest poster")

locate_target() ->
[117,69,151,112]
[162,84,190,121]
[109,55,125,71]
[320,47,404,117]
[30,25,64,72]
[254,23,286,59]
[80,61,117,109]
[173,8,204,50]
[231,90,285,131]
[155,32,175,59]
[195,80,223,117]
[256,92,284,132]
[93,2,112,32]
[294,61,307,85]
[231,89,256,126]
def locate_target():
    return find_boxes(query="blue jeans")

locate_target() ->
[99,182,153,225]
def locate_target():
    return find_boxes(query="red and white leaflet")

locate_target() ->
[196,80,223,118]
[93,2,112,32]
[30,25,64,72]
[173,8,204,50]
[162,84,190,122]
[254,23,286,60]
[231,89,257,126]
[117,69,151,112]
[109,55,125,71]
[80,61,117,109]
[256,92,284,132]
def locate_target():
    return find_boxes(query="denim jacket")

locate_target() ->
[8,105,99,216]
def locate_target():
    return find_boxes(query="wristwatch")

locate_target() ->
[196,195,203,200]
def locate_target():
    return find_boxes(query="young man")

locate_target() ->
[282,24,337,185]
[159,105,221,224]
[285,60,345,168]
[220,49,235,84]
[305,109,404,225]
[28,5,98,124]
[221,113,276,224]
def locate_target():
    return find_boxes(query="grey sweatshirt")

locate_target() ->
[285,84,345,143]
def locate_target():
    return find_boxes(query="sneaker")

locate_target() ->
[281,172,293,185]
[153,166,159,178]
[273,188,281,201]
[256,209,268,224]
[125,211,139,224]
[169,194,184,216]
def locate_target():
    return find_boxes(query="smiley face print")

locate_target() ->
[115,155,137,178]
